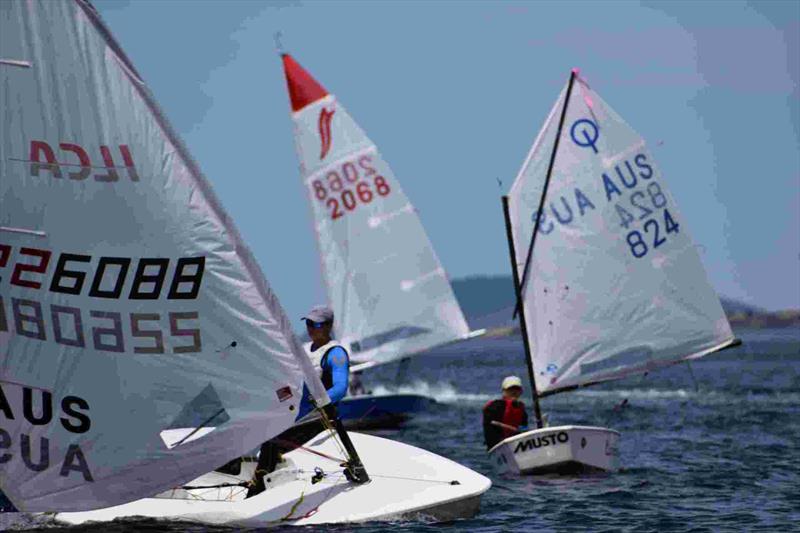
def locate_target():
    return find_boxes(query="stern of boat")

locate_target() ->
[488,425,620,475]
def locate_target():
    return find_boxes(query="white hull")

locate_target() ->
[488,425,620,475]
[53,431,490,526]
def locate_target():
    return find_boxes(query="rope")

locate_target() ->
[367,473,460,485]
[271,438,345,463]
[356,404,378,424]
[281,488,306,521]
[315,405,350,465]
[181,482,248,490]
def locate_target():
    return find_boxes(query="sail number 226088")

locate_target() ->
[310,154,391,220]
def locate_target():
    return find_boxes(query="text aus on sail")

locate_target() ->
[1,246,206,482]
[529,151,681,261]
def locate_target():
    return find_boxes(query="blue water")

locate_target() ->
[3,327,798,532]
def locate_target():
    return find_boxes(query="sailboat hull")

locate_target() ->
[339,393,436,429]
[51,431,490,526]
[488,425,620,475]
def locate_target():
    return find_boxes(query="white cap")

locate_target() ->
[501,375,523,390]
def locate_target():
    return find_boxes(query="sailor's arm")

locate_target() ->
[325,346,350,403]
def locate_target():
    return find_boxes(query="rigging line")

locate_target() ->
[603,371,649,427]
[316,406,350,463]
[271,438,345,463]
[368,473,461,485]
[171,407,226,448]
[686,361,700,393]
[355,404,379,425]
[180,482,249,490]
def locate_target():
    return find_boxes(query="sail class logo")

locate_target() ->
[13,140,139,182]
[318,106,335,160]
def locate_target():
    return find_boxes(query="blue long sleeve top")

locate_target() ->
[295,345,349,420]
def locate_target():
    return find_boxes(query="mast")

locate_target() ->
[502,70,577,428]
[502,195,544,429]
[513,69,577,318]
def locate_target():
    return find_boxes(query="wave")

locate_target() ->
[573,388,693,400]
[570,388,800,405]
[370,381,494,404]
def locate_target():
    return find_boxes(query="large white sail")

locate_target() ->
[282,54,470,366]
[0,0,327,512]
[507,72,735,395]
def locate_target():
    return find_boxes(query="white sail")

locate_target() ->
[282,54,470,366]
[0,0,327,512]
[507,72,735,395]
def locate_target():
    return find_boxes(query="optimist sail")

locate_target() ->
[0,0,327,512]
[282,54,470,366]
[507,72,736,396]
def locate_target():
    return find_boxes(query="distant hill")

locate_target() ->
[451,275,799,332]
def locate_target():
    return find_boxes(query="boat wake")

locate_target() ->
[370,381,494,404]
[365,382,800,406]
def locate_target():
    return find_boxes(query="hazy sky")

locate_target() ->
[94,0,799,317]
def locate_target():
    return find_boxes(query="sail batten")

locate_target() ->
[507,73,735,395]
[283,54,470,367]
[0,0,327,512]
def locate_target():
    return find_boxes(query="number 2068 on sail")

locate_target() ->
[309,154,392,220]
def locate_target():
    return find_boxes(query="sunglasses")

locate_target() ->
[305,320,327,329]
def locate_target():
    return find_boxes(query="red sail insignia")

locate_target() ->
[318,106,335,160]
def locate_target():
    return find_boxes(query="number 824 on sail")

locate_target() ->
[612,181,680,259]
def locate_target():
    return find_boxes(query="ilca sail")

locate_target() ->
[282,54,472,368]
[506,70,737,397]
[0,0,328,512]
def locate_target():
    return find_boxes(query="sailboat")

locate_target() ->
[490,69,740,475]
[281,53,484,429]
[0,0,489,524]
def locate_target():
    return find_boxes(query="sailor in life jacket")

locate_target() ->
[295,305,350,420]
[482,375,528,450]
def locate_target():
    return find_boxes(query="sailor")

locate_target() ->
[295,305,350,418]
[247,305,350,496]
[482,375,528,450]
[348,370,368,396]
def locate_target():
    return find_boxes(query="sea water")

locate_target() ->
[2,327,797,532]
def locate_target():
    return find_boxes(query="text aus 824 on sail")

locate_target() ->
[532,151,681,259]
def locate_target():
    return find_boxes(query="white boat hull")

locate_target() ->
[52,431,491,526]
[488,425,620,475]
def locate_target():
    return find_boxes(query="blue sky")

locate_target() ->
[95,0,799,316]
